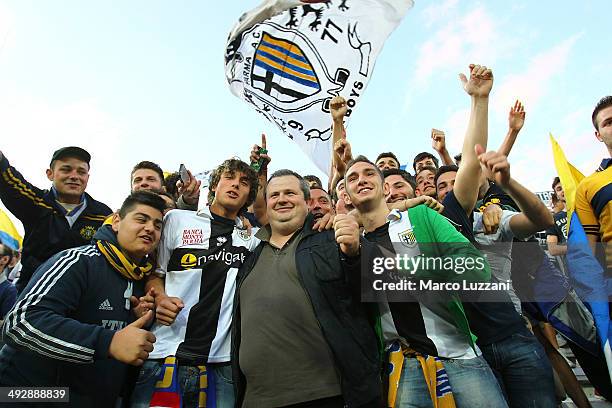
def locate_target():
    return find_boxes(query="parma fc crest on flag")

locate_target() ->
[225,0,414,173]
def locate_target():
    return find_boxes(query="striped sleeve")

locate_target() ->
[575,178,600,237]
[2,247,116,364]
[0,154,52,223]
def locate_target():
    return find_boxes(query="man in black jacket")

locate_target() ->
[0,146,112,293]
[0,191,163,407]
[231,169,381,408]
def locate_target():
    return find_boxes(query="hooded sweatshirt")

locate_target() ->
[0,225,145,407]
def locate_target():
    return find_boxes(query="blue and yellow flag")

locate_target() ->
[0,208,22,251]
[550,134,612,382]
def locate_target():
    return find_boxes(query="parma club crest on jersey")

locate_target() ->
[398,228,417,248]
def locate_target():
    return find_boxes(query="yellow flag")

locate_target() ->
[0,208,22,251]
[550,133,585,214]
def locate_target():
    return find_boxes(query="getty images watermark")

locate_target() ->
[370,253,511,292]
[359,242,520,303]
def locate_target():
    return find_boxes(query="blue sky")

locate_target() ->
[0,0,610,234]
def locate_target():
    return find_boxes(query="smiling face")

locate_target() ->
[46,157,90,204]
[415,169,436,197]
[345,161,386,211]
[131,169,164,193]
[266,175,309,233]
[112,204,163,262]
[308,188,333,221]
[384,174,415,203]
[435,171,457,203]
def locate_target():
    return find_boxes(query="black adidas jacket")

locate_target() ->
[0,153,112,293]
[0,225,144,407]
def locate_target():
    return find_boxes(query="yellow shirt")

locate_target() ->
[575,159,612,244]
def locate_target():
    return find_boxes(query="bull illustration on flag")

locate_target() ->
[225,0,414,173]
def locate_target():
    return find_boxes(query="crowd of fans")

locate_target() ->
[0,63,610,408]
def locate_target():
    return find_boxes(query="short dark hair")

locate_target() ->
[0,243,12,258]
[434,165,459,187]
[552,176,561,190]
[265,169,311,201]
[303,175,323,189]
[383,168,416,191]
[413,152,439,172]
[592,96,612,131]
[158,191,177,210]
[375,152,400,166]
[208,159,259,210]
[345,155,384,183]
[118,191,166,218]
[164,172,181,199]
[131,161,164,184]
[454,153,462,164]
[309,186,330,198]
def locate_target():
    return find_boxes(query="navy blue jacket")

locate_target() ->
[0,153,112,293]
[0,272,16,318]
[0,226,144,407]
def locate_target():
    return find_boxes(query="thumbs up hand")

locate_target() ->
[108,310,156,366]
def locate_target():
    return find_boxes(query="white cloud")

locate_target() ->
[421,0,459,27]
[412,6,504,89]
[492,34,581,115]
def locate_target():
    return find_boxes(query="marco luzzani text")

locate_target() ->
[371,254,511,292]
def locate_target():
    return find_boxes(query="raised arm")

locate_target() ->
[497,100,525,157]
[0,151,48,225]
[431,129,455,166]
[453,64,493,214]
[249,133,270,226]
[476,146,554,238]
[328,96,351,192]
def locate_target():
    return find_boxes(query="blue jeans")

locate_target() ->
[480,330,556,408]
[129,360,235,408]
[395,354,507,408]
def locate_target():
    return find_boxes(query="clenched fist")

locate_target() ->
[459,64,493,98]
[330,96,348,123]
[333,213,360,257]
[431,129,446,153]
[155,294,184,326]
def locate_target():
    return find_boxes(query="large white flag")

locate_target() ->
[225,0,414,173]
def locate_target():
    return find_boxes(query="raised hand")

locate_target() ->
[176,168,202,206]
[508,100,525,132]
[431,128,446,153]
[250,133,271,172]
[108,310,156,366]
[330,96,348,123]
[333,213,360,256]
[459,64,493,98]
[475,144,511,188]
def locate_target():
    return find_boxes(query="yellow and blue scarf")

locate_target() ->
[149,356,217,408]
[96,238,152,281]
[387,341,455,408]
